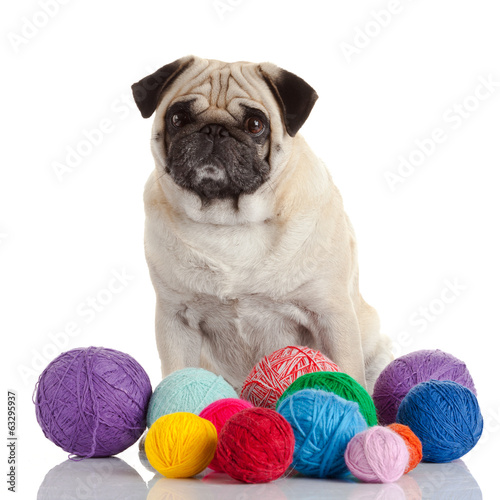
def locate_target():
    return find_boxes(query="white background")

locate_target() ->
[2,0,499,498]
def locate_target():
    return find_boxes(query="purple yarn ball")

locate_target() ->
[373,350,476,426]
[34,347,152,458]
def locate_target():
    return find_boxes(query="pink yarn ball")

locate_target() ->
[199,398,253,471]
[240,346,340,408]
[345,426,409,483]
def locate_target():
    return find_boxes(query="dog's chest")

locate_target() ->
[149,209,327,387]
[168,222,324,386]
[168,215,317,299]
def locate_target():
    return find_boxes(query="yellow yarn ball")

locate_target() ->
[145,412,217,478]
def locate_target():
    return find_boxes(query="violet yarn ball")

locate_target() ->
[373,349,476,425]
[34,347,152,458]
[345,426,409,483]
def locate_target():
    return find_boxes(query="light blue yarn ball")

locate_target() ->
[277,389,367,478]
[146,368,237,427]
[396,379,483,463]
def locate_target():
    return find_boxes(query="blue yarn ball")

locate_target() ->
[277,389,367,478]
[147,368,237,427]
[396,380,483,463]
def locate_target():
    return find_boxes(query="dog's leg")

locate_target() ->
[355,297,393,393]
[312,300,368,390]
[155,298,203,378]
[363,334,393,394]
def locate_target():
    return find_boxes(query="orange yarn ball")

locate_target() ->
[388,423,422,473]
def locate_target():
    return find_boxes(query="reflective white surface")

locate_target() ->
[37,452,483,500]
[4,1,499,499]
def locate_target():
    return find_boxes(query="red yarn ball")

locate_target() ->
[388,423,423,473]
[240,345,340,408]
[217,407,295,483]
[199,398,253,471]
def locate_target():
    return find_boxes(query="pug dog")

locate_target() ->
[131,56,392,394]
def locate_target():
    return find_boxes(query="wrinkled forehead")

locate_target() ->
[155,60,274,123]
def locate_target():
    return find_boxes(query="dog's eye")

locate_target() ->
[171,111,190,128]
[245,117,264,136]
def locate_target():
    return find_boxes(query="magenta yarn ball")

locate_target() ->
[373,350,476,425]
[199,398,253,471]
[34,347,152,458]
[345,426,409,483]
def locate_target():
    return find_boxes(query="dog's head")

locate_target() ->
[132,56,318,205]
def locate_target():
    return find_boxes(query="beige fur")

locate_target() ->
[140,57,392,393]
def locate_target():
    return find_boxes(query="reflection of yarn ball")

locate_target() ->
[277,389,367,478]
[217,407,294,483]
[345,426,409,483]
[148,473,289,500]
[34,347,152,458]
[388,423,422,473]
[373,350,476,425]
[396,380,483,463]
[145,412,217,478]
[199,398,253,472]
[37,457,148,500]
[240,346,339,408]
[147,368,237,427]
[277,371,377,426]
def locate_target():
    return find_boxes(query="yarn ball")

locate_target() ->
[396,380,483,463]
[147,368,237,427]
[34,346,152,458]
[387,423,422,473]
[240,346,339,408]
[145,412,217,478]
[345,426,409,483]
[277,389,367,478]
[217,407,294,483]
[277,371,377,426]
[199,397,253,472]
[373,349,476,425]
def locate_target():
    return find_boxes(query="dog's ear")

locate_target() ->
[259,63,318,137]
[131,56,195,118]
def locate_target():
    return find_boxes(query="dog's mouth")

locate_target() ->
[194,163,227,182]
[165,132,270,201]
[190,161,231,200]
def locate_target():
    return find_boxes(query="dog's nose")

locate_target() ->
[200,123,230,139]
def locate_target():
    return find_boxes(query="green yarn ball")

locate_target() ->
[147,367,237,427]
[276,371,378,426]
